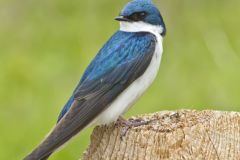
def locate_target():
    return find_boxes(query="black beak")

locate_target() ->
[115,16,130,22]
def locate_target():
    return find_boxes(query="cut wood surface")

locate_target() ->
[83,110,240,160]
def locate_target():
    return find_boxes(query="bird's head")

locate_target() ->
[115,0,166,36]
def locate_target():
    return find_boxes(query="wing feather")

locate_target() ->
[24,32,157,160]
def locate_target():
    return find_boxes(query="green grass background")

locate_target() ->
[0,0,240,159]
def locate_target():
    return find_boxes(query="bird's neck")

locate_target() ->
[119,21,163,41]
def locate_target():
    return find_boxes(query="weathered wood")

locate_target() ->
[83,110,240,160]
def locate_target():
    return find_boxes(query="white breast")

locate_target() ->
[91,22,163,125]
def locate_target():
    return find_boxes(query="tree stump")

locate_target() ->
[83,110,240,160]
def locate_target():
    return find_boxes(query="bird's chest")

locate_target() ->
[93,39,163,125]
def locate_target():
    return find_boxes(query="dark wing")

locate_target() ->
[58,31,155,121]
[24,32,157,160]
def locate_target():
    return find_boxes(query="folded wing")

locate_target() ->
[25,31,156,160]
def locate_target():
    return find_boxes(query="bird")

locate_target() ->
[24,0,166,159]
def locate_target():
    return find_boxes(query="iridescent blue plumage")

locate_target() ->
[25,0,166,159]
[58,31,157,121]
[120,0,164,26]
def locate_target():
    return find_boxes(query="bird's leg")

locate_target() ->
[117,116,150,127]
[116,116,128,127]
[116,116,150,139]
[128,117,150,127]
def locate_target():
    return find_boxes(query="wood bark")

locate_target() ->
[83,110,240,160]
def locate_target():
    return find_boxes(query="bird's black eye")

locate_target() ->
[128,12,147,21]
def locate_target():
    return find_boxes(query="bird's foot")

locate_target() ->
[116,116,150,140]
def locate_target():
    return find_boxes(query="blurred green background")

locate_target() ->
[0,0,240,159]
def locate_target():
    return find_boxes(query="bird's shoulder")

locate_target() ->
[80,31,157,83]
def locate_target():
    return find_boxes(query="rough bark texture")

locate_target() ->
[83,110,240,160]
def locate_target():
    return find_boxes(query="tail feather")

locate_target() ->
[24,152,51,160]
[24,101,89,160]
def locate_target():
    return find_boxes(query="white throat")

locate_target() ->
[120,21,163,41]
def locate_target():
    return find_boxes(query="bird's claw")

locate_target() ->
[116,117,150,140]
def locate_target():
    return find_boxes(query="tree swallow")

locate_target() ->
[25,0,166,159]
